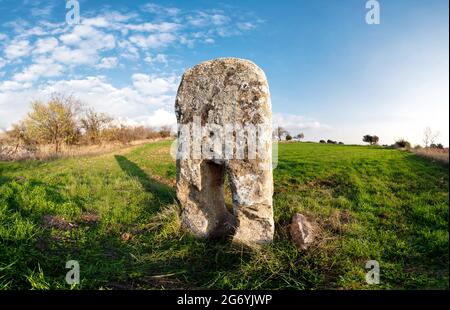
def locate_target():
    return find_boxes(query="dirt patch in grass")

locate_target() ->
[319,209,354,236]
[42,215,77,231]
[78,212,100,226]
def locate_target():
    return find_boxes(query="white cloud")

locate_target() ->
[83,17,110,28]
[0,4,262,131]
[131,73,177,96]
[142,3,180,17]
[0,74,179,130]
[30,3,54,17]
[272,113,330,133]
[12,57,63,82]
[0,88,36,130]
[176,35,194,48]
[46,25,115,66]
[59,24,115,51]
[211,14,229,26]
[187,12,209,27]
[129,33,176,49]
[95,57,118,69]
[216,27,240,37]
[1,5,259,72]
[4,40,31,59]
[59,25,115,50]
[144,53,168,64]
[270,113,333,142]
[187,11,230,28]
[41,75,178,122]
[117,40,140,59]
[237,22,256,31]
[38,21,65,29]
[126,22,180,33]
[119,108,177,129]
[3,19,30,33]
[33,37,59,54]
[19,26,48,37]
[0,80,32,92]
[59,25,97,45]
[51,45,97,65]
[144,108,176,127]
[103,11,137,23]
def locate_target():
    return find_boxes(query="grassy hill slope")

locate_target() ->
[0,141,448,289]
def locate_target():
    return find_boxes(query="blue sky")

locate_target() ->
[0,0,448,146]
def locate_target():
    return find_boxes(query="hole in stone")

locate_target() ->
[199,160,236,238]
[203,161,232,210]
[202,160,224,187]
[223,173,233,213]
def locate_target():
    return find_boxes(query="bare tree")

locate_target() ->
[7,122,37,153]
[81,109,113,144]
[423,127,440,148]
[275,126,288,141]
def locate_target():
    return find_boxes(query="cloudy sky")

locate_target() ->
[0,0,448,146]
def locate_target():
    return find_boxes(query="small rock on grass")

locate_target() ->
[121,232,132,241]
[290,213,316,250]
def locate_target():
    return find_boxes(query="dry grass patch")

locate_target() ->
[414,148,449,166]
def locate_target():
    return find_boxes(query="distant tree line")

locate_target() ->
[3,93,172,154]
[272,127,445,150]
[275,127,304,142]
[318,139,344,145]
[361,127,444,150]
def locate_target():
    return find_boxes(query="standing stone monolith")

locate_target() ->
[175,58,274,244]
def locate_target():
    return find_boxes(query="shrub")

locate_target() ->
[395,139,411,150]
[327,139,337,144]
[6,122,38,153]
[338,142,344,145]
[430,143,444,149]
[319,140,326,144]
[159,126,172,138]
[1,127,38,161]
[286,134,293,141]
[101,125,167,144]
[296,133,305,140]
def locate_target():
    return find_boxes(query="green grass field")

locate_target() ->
[0,140,448,289]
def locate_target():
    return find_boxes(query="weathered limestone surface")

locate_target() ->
[175,58,274,244]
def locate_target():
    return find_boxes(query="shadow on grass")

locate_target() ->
[114,155,176,208]
[110,155,250,289]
